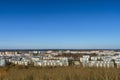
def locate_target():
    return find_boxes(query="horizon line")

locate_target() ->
[0,48,120,51]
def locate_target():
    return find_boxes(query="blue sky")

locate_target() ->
[0,0,120,49]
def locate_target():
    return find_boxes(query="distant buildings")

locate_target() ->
[80,54,120,68]
[33,56,68,66]
[0,49,120,68]
[0,57,6,66]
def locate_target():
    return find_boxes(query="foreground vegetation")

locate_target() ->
[0,65,120,80]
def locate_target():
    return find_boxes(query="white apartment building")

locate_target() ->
[34,60,68,67]
[33,57,69,67]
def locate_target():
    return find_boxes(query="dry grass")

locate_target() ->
[0,65,120,80]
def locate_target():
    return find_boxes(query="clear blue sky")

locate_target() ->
[0,0,120,49]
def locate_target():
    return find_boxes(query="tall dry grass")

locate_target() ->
[0,65,120,80]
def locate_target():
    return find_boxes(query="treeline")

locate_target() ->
[0,65,120,80]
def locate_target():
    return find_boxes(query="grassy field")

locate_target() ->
[0,65,120,80]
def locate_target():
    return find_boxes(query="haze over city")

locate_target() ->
[0,0,120,49]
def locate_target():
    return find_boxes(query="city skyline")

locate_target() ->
[0,0,120,49]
